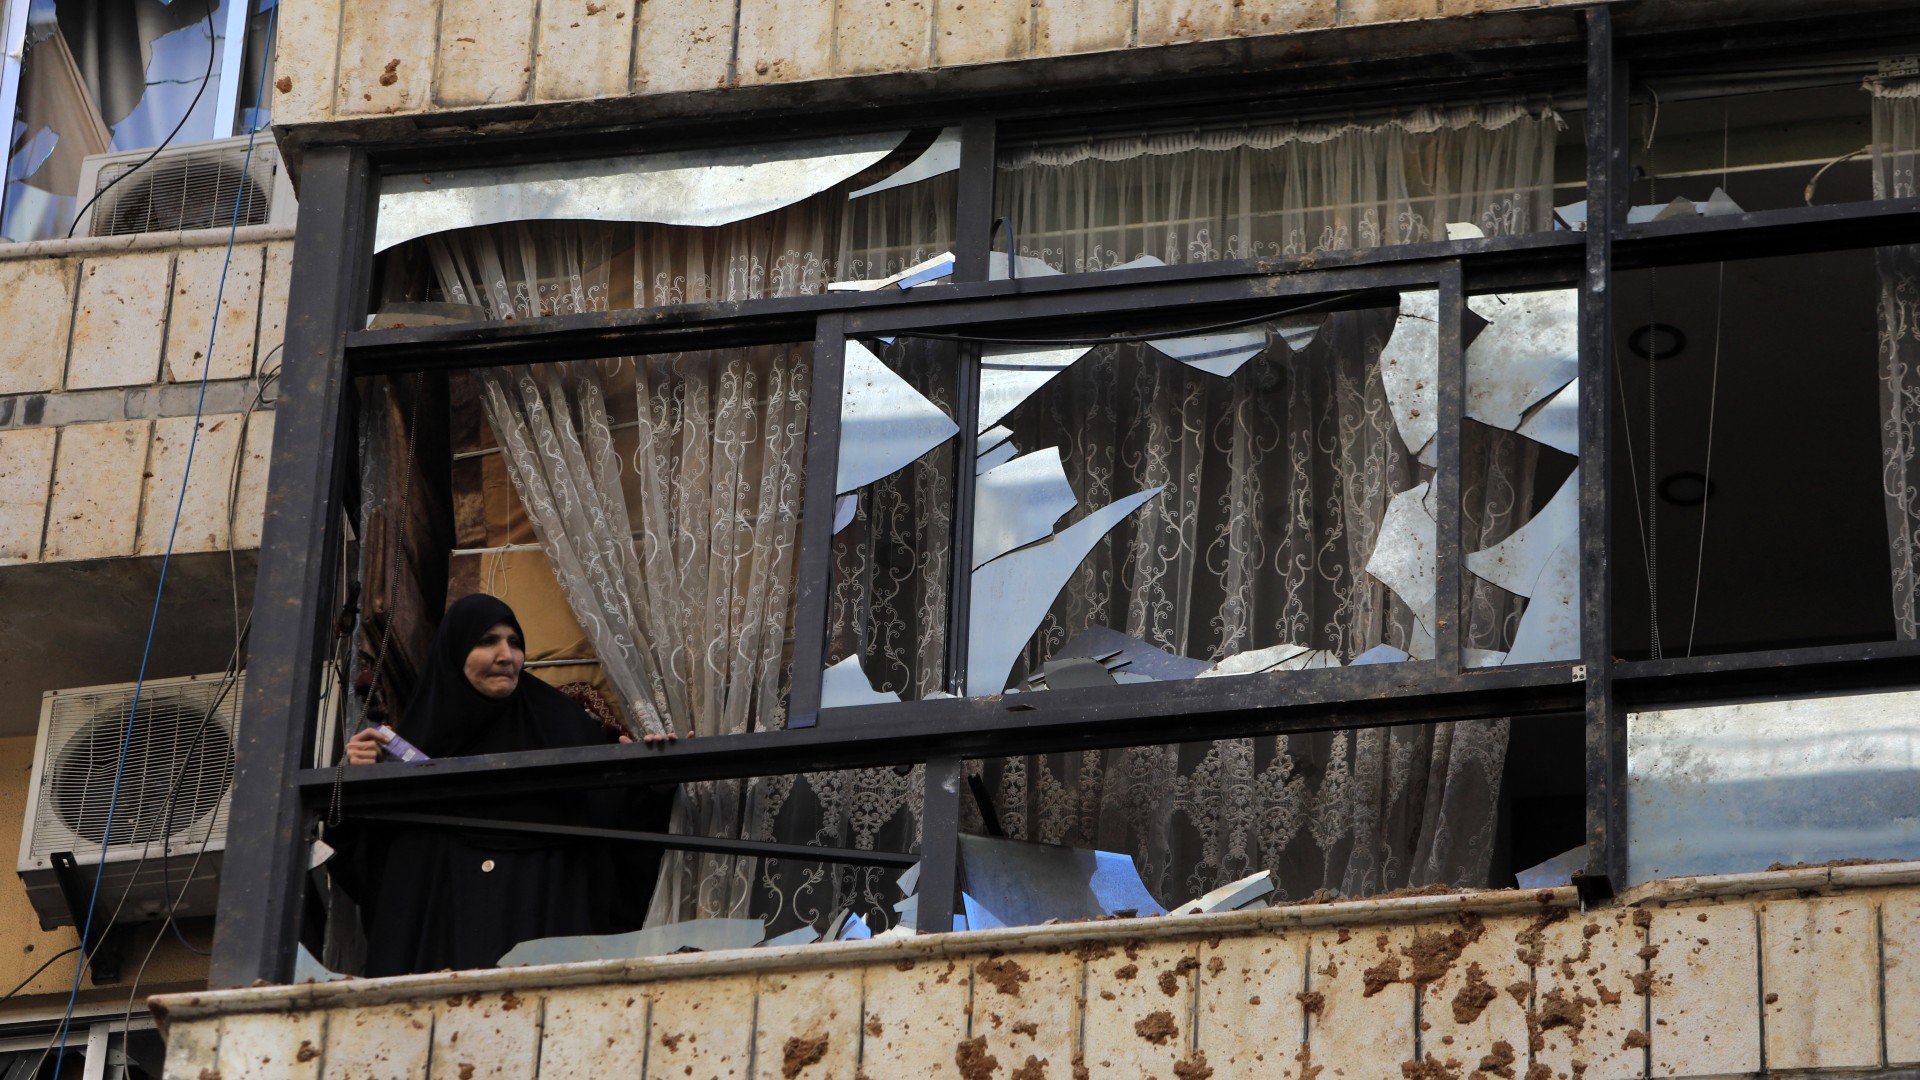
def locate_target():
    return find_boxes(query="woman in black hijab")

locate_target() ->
[338,593,671,976]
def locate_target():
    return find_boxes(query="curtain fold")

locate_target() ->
[1875,78,1920,638]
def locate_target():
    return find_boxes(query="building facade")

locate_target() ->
[6,0,1920,1076]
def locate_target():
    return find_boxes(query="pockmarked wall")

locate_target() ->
[155,866,1920,1080]
[0,234,288,566]
[266,0,1598,126]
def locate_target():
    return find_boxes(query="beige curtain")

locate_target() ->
[1876,77,1920,638]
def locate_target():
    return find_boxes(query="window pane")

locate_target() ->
[4,0,229,241]
[994,103,1564,270]
[1611,250,1895,658]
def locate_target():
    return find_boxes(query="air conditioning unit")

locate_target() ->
[71,135,296,238]
[16,672,242,931]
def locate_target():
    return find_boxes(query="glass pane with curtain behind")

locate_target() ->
[993,102,1563,273]
[370,129,956,315]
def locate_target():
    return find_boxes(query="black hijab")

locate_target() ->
[398,593,608,759]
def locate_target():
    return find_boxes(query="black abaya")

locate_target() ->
[339,594,671,977]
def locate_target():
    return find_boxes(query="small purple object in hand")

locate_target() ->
[375,725,432,763]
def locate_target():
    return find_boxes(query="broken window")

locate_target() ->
[993,101,1564,272]
[0,0,275,242]
[370,128,956,310]
[824,296,1454,707]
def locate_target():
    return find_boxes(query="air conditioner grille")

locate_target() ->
[91,144,275,237]
[31,680,239,857]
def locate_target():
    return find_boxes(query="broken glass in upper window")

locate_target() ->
[3,0,231,241]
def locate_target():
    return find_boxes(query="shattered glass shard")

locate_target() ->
[1502,536,1579,665]
[973,448,1080,569]
[1274,313,1327,356]
[965,487,1165,696]
[1197,642,1313,677]
[1514,378,1578,455]
[1366,481,1438,637]
[976,344,1091,431]
[848,126,963,200]
[1380,291,1441,458]
[820,654,904,709]
[1146,329,1269,378]
[833,493,858,534]
[836,340,960,494]
[1465,290,1578,432]
[1466,470,1579,599]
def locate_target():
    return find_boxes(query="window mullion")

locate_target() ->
[784,314,851,730]
[952,118,999,283]
[1435,261,1466,673]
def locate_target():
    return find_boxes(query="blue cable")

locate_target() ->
[49,2,280,1071]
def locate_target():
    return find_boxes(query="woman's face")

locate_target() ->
[464,622,525,699]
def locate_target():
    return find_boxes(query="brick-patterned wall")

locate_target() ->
[0,233,290,565]
[154,865,1920,1080]
[267,0,1597,128]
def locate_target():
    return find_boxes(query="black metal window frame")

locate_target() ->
[208,6,1920,987]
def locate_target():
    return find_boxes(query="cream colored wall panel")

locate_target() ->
[1887,891,1920,1065]
[1034,0,1133,55]
[969,950,1083,1079]
[1646,904,1760,1078]
[232,409,275,549]
[535,986,650,1076]
[258,241,293,365]
[65,251,171,389]
[336,2,438,116]
[1081,939,1202,1077]
[860,956,973,1078]
[164,245,262,384]
[0,258,77,395]
[322,1002,434,1080]
[429,990,543,1079]
[436,0,535,107]
[1761,895,1881,1071]
[1416,915,1531,1080]
[42,419,149,561]
[935,0,1029,65]
[160,1017,221,1080]
[1139,0,1229,46]
[1231,0,1336,34]
[534,0,636,102]
[1340,0,1440,22]
[138,413,246,555]
[1194,931,1308,1078]
[736,0,835,85]
[268,0,342,124]
[217,1010,325,1080]
[1304,926,1415,1080]
[836,0,933,77]
[648,974,757,1079]
[632,0,736,94]
[752,967,863,1080]
[1531,908,1647,1080]
[0,427,57,564]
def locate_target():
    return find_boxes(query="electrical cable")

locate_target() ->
[873,289,1361,348]
[64,0,220,240]
[0,948,82,1006]
[46,3,277,1071]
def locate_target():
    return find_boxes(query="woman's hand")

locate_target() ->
[617,730,680,747]
[344,726,391,766]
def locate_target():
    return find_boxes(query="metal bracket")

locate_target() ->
[50,851,126,985]
[1571,664,1587,682]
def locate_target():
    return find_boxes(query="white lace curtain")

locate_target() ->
[995,102,1561,270]
[425,104,1553,927]
[1876,78,1920,638]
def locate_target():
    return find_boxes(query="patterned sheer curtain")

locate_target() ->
[943,103,1561,901]
[1876,77,1920,638]
[421,165,958,926]
[996,102,1562,271]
